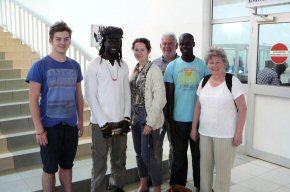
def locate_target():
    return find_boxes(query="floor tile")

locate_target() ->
[23,174,42,191]
[274,187,290,192]
[233,162,272,176]
[285,183,290,189]
[231,167,255,183]
[258,169,290,186]
[251,159,281,170]
[276,166,290,177]
[239,177,281,192]
[0,171,22,184]
[73,166,91,182]
[17,166,42,179]
[230,184,255,192]
[0,179,31,192]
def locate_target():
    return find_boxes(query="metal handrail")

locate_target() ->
[0,0,93,73]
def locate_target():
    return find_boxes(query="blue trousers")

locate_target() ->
[131,106,162,186]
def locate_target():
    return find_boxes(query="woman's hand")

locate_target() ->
[143,125,152,135]
[191,124,199,141]
[233,132,243,146]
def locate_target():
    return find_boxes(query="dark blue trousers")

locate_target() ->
[169,121,200,189]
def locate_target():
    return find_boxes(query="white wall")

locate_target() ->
[17,0,205,71]
[253,95,290,159]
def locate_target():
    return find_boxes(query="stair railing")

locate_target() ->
[0,0,93,74]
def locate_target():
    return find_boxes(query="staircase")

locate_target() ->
[0,27,169,191]
[0,27,92,174]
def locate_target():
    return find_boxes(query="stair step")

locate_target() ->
[0,58,38,68]
[0,101,30,119]
[0,37,22,46]
[0,51,39,60]
[0,45,31,52]
[0,137,92,172]
[0,89,29,104]
[0,121,91,152]
[0,134,166,192]
[0,31,13,38]
[0,60,13,69]
[0,68,29,79]
[0,115,33,134]
[0,130,36,152]
[0,78,28,91]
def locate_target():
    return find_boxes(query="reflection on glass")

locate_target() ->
[257,23,290,86]
[212,22,250,83]
[213,0,251,19]
[257,4,290,15]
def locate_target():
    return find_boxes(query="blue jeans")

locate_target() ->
[131,106,162,186]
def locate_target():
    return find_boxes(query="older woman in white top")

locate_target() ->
[191,48,247,192]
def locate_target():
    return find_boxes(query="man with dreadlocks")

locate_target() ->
[85,26,131,192]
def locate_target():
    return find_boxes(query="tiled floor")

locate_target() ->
[124,153,290,192]
[1,134,290,192]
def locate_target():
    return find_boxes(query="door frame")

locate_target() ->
[245,12,290,167]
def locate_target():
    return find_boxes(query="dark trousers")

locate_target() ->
[169,121,200,189]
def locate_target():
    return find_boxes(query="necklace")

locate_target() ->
[106,63,118,81]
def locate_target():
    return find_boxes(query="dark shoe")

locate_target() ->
[114,188,125,192]
[137,187,149,192]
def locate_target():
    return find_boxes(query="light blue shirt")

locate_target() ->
[164,57,210,122]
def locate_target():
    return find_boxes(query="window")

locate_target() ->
[257,4,290,15]
[212,22,250,83]
[256,23,290,86]
[213,0,251,19]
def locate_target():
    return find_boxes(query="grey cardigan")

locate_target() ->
[144,63,166,130]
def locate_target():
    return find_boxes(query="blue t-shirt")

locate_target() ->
[26,56,83,127]
[164,57,210,122]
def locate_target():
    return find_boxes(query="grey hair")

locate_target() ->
[161,32,178,44]
[204,47,229,70]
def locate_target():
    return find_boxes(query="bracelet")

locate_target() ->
[36,130,45,135]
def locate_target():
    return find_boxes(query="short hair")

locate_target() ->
[49,21,72,40]
[161,32,177,44]
[205,47,229,70]
[179,33,194,42]
[131,38,151,52]
[276,63,287,76]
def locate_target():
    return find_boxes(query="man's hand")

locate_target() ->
[190,124,199,142]
[78,122,84,137]
[119,119,130,134]
[36,130,48,146]
[100,123,113,138]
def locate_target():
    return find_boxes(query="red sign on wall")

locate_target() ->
[270,43,289,64]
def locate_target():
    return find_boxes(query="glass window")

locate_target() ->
[212,22,250,83]
[257,23,290,86]
[257,4,290,15]
[213,0,252,19]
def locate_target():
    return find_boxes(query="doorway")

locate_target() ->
[246,12,290,168]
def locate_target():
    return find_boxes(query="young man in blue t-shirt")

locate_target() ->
[164,33,210,191]
[26,21,84,192]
